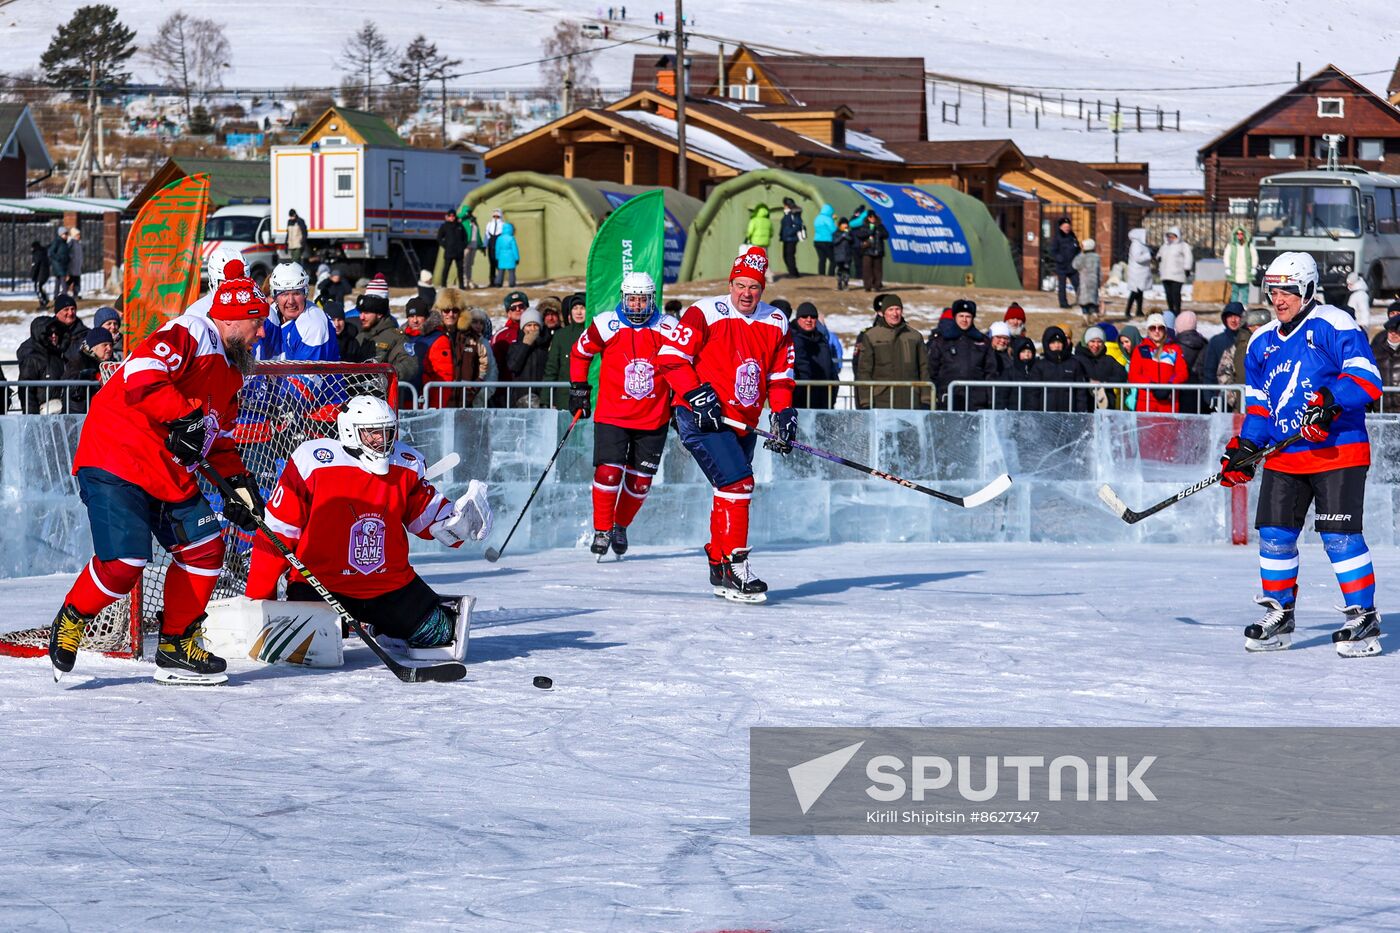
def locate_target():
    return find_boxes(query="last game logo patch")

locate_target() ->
[314,447,333,463]
[735,359,762,407]
[348,515,386,574]
[623,359,656,400]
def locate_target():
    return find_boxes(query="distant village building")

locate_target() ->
[0,104,55,198]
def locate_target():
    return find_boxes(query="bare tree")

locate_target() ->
[342,21,393,110]
[145,12,230,120]
[540,21,600,112]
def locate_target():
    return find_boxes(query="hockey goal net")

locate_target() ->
[0,361,397,660]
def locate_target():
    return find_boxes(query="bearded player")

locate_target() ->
[244,396,492,655]
[1220,252,1384,657]
[569,271,677,559]
[48,270,271,685]
[656,247,797,602]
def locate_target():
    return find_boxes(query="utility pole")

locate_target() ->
[563,54,574,114]
[674,0,687,195]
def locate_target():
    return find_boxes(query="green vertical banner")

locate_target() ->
[584,189,666,398]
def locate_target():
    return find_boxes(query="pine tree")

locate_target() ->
[39,4,138,97]
[341,21,393,110]
[389,35,448,110]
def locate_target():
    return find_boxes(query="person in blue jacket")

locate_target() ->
[493,222,520,288]
[812,204,836,277]
[1219,252,1384,658]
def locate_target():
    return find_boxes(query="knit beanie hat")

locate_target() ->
[358,274,390,315]
[1004,303,1026,323]
[730,246,768,287]
[208,276,270,321]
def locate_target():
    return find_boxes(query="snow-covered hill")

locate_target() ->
[2,0,1396,185]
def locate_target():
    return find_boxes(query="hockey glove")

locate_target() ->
[1299,387,1342,443]
[683,383,725,433]
[430,480,494,547]
[222,472,266,533]
[764,407,798,455]
[568,381,592,419]
[164,409,211,467]
[1219,436,1261,487]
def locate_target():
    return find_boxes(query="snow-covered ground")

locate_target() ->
[4,541,1400,929]
[2,0,1397,185]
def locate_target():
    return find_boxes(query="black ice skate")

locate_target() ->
[714,548,768,604]
[155,617,228,686]
[48,603,92,682]
[590,529,612,560]
[1244,596,1295,652]
[1333,605,1382,658]
[609,526,629,557]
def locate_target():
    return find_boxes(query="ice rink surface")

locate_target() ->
[4,541,1400,931]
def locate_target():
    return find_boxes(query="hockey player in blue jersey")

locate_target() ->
[255,262,340,362]
[1219,252,1383,657]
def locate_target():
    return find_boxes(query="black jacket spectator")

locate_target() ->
[1049,222,1080,274]
[1372,322,1400,413]
[61,335,109,413]
[318,275,354,316]
[791,311,839,408]
[1031,325,1089,412]
[1002,336,1043,411]
[927,316,995,411]
[17,316,67,413]
[832,228,855,265]
[337,318,374,362]
[506,318,552,407]
[437,217,466,255]
[779,207,805,243]
[1074,342,1127,409]
[856,219,889,257]
[47,234,71,279]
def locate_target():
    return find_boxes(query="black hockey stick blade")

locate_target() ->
[199,463,466,684]
[484,546,502,563]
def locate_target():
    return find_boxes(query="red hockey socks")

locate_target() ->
[65,556,146,616]
[161,535,224,634]
[614,468,653,528]
[710,478,754,558]
[591,463,624,531]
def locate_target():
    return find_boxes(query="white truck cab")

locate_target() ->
[202,204,278,284]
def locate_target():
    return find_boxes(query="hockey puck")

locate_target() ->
[533,675,553,689]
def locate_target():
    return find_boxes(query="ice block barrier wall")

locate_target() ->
[5,409,1397,580]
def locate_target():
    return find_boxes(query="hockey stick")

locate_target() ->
[199,463,466,684]
[723,417,1014,508]
[424,451,460,481]
[1097,433,1301,525]
[485,410,583,563]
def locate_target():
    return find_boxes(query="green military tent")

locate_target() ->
[451,172,702,285]
[679,169,1020,289]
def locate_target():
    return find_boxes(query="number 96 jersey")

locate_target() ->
[656,295,796,429]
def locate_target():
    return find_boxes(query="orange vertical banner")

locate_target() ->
[123,173,211,345]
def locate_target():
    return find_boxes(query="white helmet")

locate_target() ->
[268,261,310,297]
[619,270,657,325]
[207,244,245,289]
[1262,251,1318,306]
[337,396,398,475]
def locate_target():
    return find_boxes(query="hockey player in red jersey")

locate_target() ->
[48,269,272,685]
[244,396,492,654]
[569,271,676,559]
[656,246,797,602]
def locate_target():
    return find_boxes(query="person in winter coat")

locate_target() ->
[328,307,373,363]
[1125,228,1153,319]
[986,321,1015,409]
[62,326,115,414]
[492,222,520,288]
[416,269,437,307]
[854,294,930,409]
[425,289,471,404]
[1074,326,1127,409]
[1031,325,1089,412]
[791,302,839,408]
[354,282,417,385]
[1129,313,1189,412]
[1049,217,1080,308]
[831,217,856,290]
[1222,226,1258,306]
[1156,227,1193,315]
[745,204,772,249]
[30,239,50,309]
[66,229,84,297]
[17,315,67,413]
[406,309,456,407]
[484,209,506,287]
[47,227,70,303]
[1002,335,1042,411]
[1371,317,1400,413]
[451,306,497,407]
[927,298,996,411]
[1216,307,1271,409]
[856,213,890,291]
[505,306,551,407]
[1201,303,1243,411]
[436,210,468,288]
[457,207,484,288]
[778,197,805,280]
[1097,322,1128,368]
[1003,303,1027,337]
[1070,238,1101,323]
[318,268,354,316]
[1171,310,1209,413]
[813,204,836,276]
[544,292,589,408]
[285,209,309,263]
[1346,271,1372,331]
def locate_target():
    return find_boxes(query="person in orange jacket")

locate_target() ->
[407,308,457,408]
[1128,312,1189,412]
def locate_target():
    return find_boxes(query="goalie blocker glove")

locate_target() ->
[764,407,798,455]
[568,381,592,419]
[429,480,494,547]
[683,383,724,433]
[1219,436,1260,487]
[222,472,265,532]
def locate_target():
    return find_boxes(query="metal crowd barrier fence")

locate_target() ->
[414,380,934,411]
[944,380,1249,414]
[1,379,102,414]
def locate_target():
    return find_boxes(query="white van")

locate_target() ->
[202,204,278,284]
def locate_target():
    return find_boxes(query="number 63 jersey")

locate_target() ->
[656,295,796,429]
[570,305,678,430]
